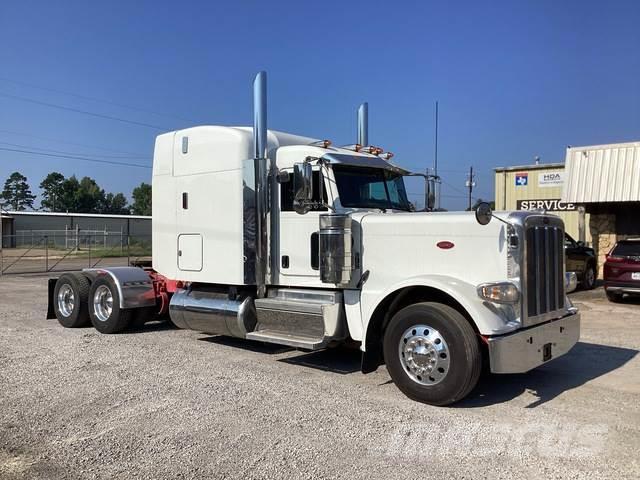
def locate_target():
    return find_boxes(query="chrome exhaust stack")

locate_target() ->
[357,102,368,147]
[253,71,268,298]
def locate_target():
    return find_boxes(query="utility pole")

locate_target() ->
[434,101,439,209]
[465,166,476,210]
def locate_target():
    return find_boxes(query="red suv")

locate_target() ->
[603,239,640,302]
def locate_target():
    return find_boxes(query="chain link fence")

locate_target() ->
[1,230,152,275]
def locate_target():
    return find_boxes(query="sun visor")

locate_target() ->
[321,153,410,175]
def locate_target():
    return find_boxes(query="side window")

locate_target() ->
[280,170,328,212]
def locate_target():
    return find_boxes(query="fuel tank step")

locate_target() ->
[253,289,346,340]
[254,297,325,337]
[245,329,327,350]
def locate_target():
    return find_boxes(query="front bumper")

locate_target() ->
[487,311,580,374]
[605,282,640,295]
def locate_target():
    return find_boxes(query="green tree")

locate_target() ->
[74,176,105,213]
[1,171,36,210]
[102,192,130,214]
[39,172,66,212]
[131,182,151,215]
[60,175,81,212]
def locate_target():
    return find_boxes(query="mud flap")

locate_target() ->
[46,278,58,319]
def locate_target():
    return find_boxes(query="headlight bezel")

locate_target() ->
[477,281,520,305]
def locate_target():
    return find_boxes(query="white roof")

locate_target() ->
[562,141,640,203]
[3,211,151,220]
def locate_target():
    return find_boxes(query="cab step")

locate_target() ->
[245,329,327,350]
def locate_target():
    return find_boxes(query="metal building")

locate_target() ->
[562,141,640,273]
[1,211,151,249]
[494,162,589,244]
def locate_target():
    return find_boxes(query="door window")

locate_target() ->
[280,170,328,212]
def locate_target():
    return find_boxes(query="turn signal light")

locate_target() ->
[477,282,520,304]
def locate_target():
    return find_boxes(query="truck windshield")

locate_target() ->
[332,165,411,211]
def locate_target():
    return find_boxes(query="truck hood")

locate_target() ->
[352,210,511,291]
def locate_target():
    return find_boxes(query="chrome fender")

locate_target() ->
[83,266,156,309]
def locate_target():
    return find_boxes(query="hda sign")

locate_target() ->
[538,171,564,187]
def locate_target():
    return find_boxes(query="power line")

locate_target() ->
[0,128,149,157]
[0,76,196,124]
[0,147,152,169]
[0,141,150,161]
[440,179,490,203]
[0,91,167,130]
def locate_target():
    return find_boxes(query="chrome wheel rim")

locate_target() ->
[57,284,75,317]
[399,324,450,385]
[93,285,113,322]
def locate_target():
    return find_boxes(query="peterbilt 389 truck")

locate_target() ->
[48,72,580,406]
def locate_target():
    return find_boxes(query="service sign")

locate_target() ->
[538,171,564,188]
[517,199,577,212]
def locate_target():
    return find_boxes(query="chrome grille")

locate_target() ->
[524,218,565,323]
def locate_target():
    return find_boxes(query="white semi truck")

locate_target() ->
[48,72,580,405]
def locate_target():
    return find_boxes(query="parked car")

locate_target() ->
[603,239,640,302]
[564,233,597,290]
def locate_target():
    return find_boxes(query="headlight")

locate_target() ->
[477,282,520,304]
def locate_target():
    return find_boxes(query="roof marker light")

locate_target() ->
[310,139,332,148]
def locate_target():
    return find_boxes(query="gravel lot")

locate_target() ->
[1,274,639,479]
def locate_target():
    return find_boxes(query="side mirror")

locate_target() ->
[427,178,436,210]
[577,240,585,248]
[293,162,313,214]
[475,202,492,225]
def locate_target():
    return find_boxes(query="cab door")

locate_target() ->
[277,168,327,285]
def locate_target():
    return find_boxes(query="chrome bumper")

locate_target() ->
[488,311,580,374]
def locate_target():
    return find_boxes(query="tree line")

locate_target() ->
[0,171,152,216]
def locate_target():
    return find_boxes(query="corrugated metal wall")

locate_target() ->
[494,165,591,244]
[9,213,151,237]
[563,142,640,203]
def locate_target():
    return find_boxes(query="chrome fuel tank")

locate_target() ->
[169,288,257,338]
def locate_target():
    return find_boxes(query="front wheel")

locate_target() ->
[88,276,132,334]
[582,264,596,290]
[383,302,481,406]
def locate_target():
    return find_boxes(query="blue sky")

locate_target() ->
[0,0,638,210]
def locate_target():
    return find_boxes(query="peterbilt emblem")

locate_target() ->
[437,241,455,250]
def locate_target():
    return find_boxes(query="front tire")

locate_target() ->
[88,276,132,334]
[383,302,481,406]
[53,273,91,328]
[582,263,596,290]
